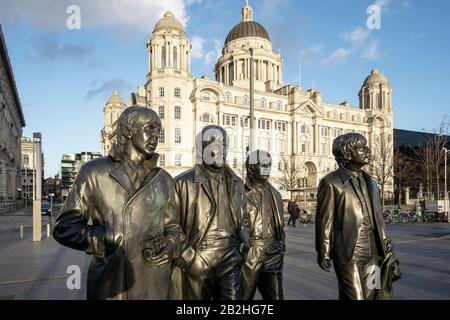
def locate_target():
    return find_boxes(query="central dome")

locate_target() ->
[225,20,270,45]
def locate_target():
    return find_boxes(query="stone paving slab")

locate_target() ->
[0,211,449,300]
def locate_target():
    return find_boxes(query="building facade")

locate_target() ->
[100,2,394,198]
[0,25,26,201]
[61,152,102,200]
[19,137,45,202]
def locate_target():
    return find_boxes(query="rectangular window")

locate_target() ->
[301,144,306,153]
[159,128,165,144]
[223,114,236,126]
[158,87,165,97]
[173,47,178,69]
[233,158,238,169]
[159,154,165,167]
[174,106,181,120]
[175,128,181,144]
[158,106,165,119]
[174,87,181,98]
[162,46,166,67]
[175,154,182,167]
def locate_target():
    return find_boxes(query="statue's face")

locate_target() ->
[202,129,228,171]
[248,154,272,183]
[349,142,371,166]
[130,118,161,159]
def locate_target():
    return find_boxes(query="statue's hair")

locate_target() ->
[245,150,271,169]
[111,107,160,157]
[332,133,367,167]
[195,125,230,163]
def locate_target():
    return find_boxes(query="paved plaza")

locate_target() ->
[0,208,449,300]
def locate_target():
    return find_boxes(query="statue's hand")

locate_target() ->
[318,255,331,272]
[145,238,176,267]
[391,260,401,281]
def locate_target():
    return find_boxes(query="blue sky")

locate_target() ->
[1,0,449,177]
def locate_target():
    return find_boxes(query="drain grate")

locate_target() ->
[0,295,15,300]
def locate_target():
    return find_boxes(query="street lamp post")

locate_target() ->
[241,117,250,180]
[249,48,256,152]
[32,133,42,242]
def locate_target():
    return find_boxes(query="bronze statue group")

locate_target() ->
[53,107,401,300]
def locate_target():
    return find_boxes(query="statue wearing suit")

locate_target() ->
[53,107,173,300]
[242,150,285,300]
[150,125,249,300]
[315,133,401,300]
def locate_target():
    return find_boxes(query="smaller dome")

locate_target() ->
[153,11,185,34]
[363,68,389,86]
[107,91,125,105]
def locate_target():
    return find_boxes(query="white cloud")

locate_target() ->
[362,39,379,60]
[204,39,223,66]
[299,45,325,65]
[374,0,390,9]
[191,36,222,65]
[191,36,206,59]
[320,48,352,65]
[0,0,195,34]
[344,27,370,46]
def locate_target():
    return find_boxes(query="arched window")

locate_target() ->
[243,95,249,106]
[226,128,236,150]
[277,101,283,111]
[276,133,287,154]
[261,98,267,108]
[225,92,232,103]
[173,46,178,68]
[258,132,270,152]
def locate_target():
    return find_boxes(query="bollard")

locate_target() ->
[20,225,24,239]
[47,224,50,238]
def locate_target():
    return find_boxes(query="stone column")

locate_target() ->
[403,187,410,205]
[292,121,297,155]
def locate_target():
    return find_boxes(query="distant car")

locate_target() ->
[41,201,52,216]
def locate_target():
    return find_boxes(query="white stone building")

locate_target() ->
[0,25,26,201]
[100,2,394,198]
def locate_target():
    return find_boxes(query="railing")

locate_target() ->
[0,199,27,214]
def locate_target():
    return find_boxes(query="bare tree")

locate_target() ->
[371,133,394,210]
[431,118,449,200]
[272,156,306,194]
[413,117,449,200]
[394,150,414,207]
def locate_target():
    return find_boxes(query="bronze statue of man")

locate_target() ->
[242,150,285,300]
[53,107,174,300]
[315,133,401,300]
[150,125,248,300]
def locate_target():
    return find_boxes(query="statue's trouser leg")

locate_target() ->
[183,245,243,300]
[257,252,284,300]
[214,246,244,300]
[334,234,380,300]
[183,249,215,300]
